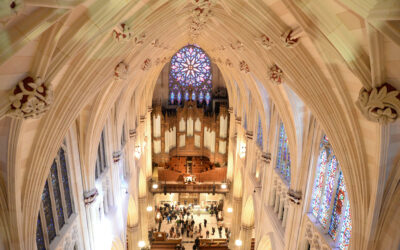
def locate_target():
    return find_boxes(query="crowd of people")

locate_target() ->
[153,203,230,250]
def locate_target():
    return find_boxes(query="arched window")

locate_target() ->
[276,122,290,183]
[169,45,212,105]
[36,142,74,249]
[256,114,263,149]
[310,135,351,249]
[95,129,108,180]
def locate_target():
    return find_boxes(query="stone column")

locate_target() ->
[127,224,139,250]
[240,225,254,250]
[83,189,98,250]
[229,197,242,249]
[285,189,303,249]
[138,196,149,244]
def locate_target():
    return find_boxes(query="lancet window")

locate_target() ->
[256,114,263,149]
[275,122,291,183]
[95,129,108,179]
[169,45,212,105]
[310,135,352,249]
[36,143,74,249]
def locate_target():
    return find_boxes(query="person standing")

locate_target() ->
[158,220,162,232]
[212,227,215,236]
[195,237,200,249]
[204,218,207,228]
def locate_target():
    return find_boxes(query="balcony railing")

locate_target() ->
[149,181,229,194]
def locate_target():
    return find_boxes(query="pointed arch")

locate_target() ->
[241,196,255,227]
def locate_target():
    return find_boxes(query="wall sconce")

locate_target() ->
[146,206,153,212]
[235,239,242,246]
[227,207,233,213]
[138,240,146,248]
[239,142,246,158]
[220,183,227,189]
[152,183,159,189]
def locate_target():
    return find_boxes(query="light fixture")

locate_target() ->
[235,239,242,246]
[239,142,246,158]
[227,207,233,213]
[138,240,146,248]
[146,206,153,212]
[134,145,141,159]
[221,183,227,189]
[152,183,159,189]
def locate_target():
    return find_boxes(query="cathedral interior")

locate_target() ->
[0,0,399,249]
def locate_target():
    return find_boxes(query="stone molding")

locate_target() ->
[83,189,98,206]
[7,76,53,119]
[269,64,284,85]
[280,29,300,48]
[245,131,254,140]
[225,58,233,68]
[129,129,136,138]
[356,83,400,123]
[114,61,128,80]
[261,152,271,163]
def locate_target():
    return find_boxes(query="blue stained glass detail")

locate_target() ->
[205,92,211,105]
[192,91,196,101]
[199,91,204,102]
[256,115,263,149]
[244,113,247,130]
[170,92,175,104]
[177,91,182,104]
[36,214,45,250]
[184,91,189,101]
[42,181,56,241]
[50,161,65,229]
[276,123,291,183]
[339,199,351,249]
[59,148,73,217]
[319,156,338,228]
[169,45,212,104]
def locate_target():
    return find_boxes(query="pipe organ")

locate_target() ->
[152,101,229,166]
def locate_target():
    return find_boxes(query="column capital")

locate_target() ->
[241,224,255,231]
[233,196,242,202]
[288,189,302,205]
[245,131,253,140]
[127,224,139,232]
[113,151,122,162]
[147,106,153,113]
[140,115,146,124]
[261,152,271,163]
[83,188,98,206]
[235,117,242,124]
[129,129,136,138]
[228,107,234,114]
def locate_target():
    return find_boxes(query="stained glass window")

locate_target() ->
[256,115,263,149]
[37,144,75,249]
[42,181,56,241]
[169,45,212,105]
[36,214,45,250]
[276,122,291,183]
[50,161,65,229]
[310,135,351,249]
[59,147,73,217]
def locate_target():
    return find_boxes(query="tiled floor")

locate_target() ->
[158,209,227,249]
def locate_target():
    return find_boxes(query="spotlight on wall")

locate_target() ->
[134,145,141,159]
[235,239,243,246]
[146,206,153,212]
[227,207,233,213]
[220,183,227,189]
[152,183,159,189]
[138,240,146,248]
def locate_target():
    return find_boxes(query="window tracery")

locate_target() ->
[169,45,212,105]
[309,135,352,249]
[276,122,290,183]
[36,142,74,249]
[256,114,263,149]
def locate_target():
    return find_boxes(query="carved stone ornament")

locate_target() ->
[225,59,233,68]
[141,58,152,71]
[189,0,216,41]
[113,151,122,162]
[288,189,302,205]
[112,23,132,42]
[239,60,250,73]
[269,64,284,85]
[258,34,273,49]
[230,40,244,50]
[281,29,299,48]
[114,61,128,80]
[134,33,146,46]
[7,77,53,119]
[0,1,22,27]
[357,83,400,123]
